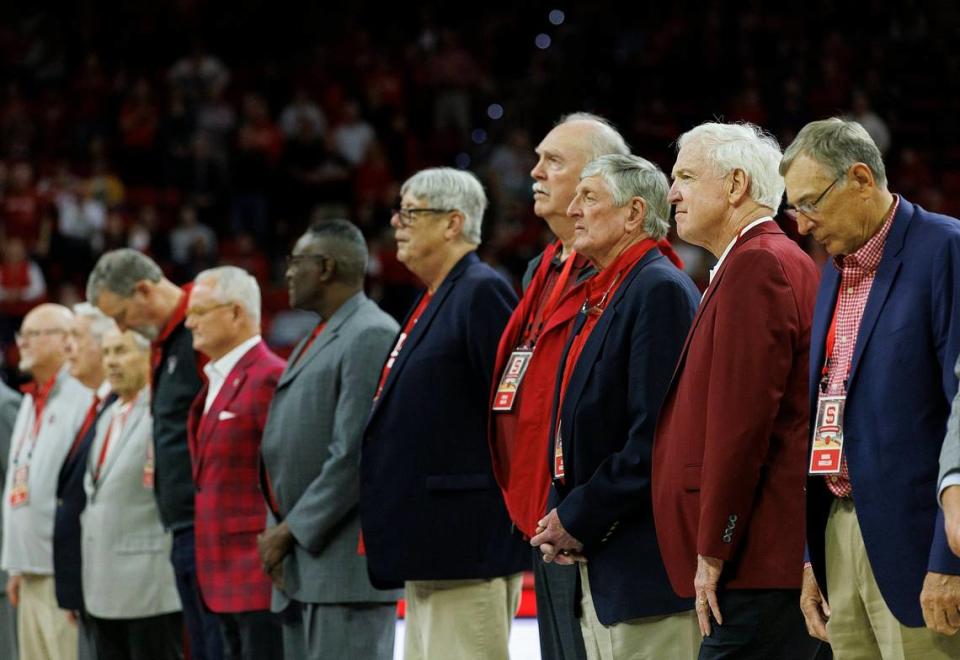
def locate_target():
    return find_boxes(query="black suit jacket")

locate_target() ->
[53,392,116,610]
[551,251,699,625]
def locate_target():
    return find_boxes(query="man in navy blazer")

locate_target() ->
[531,154,700,658]
[54,303,116,660]
[783,118,960,657]
[361,167,529,660]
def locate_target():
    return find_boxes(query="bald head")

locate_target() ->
[16,303,73,380]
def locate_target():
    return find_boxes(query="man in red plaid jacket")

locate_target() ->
[185,266,286,659]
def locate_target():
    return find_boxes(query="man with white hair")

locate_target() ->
[362,168,528,659]
[2,303,92,660]
[489,113,628,660]
[531,154,701,659]
[652,122,821,658]
[54,303,117,660]
[185,266,286,659]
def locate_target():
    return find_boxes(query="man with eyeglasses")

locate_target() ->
[1,303,92,660]
[184,266,285,660]
[87,249,222,660]
[260,220,400,660]
[783,118,960,658]
[652,122,821,659]
[362,168,528,660]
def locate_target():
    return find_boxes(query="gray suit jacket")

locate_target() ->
[940,354,960,491]
[262,292,401,607]
[0,382,20,585]
[81,389,180,619]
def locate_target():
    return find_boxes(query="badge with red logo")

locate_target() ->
[809,396,845,475]
[9,465,29,507]
[493,350,533,412]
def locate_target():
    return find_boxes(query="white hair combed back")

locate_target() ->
[195,266,262,326]
[677,122,785,210]
[400,167,486,245]
[72,302,118,342]
[581,154,671,240]
[558,112,630,160]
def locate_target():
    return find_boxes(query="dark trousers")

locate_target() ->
[698,588,827,660]
[171,528,224,660]
[88,612,183,660]
[217,610,283,660]
[532,548,587,660]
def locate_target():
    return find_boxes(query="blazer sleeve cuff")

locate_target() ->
[928,508,960,575]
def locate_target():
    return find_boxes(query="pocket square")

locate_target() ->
[218,410,237,421]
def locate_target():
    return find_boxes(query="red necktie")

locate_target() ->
[68,396,101,460]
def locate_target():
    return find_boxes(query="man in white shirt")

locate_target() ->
[184,266,286,659]
[2,303,91,660]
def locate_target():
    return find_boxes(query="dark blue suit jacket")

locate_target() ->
[806,197,960,627]
[361,251,529,588]
[552,251,699,625]
[53,391,117,611]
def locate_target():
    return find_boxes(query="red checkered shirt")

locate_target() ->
[821,196,899,498]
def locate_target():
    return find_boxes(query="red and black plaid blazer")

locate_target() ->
[188,340,286,613]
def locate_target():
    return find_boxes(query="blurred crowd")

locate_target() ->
[0,2,958,383]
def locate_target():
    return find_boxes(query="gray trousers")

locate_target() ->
[281,600,396,660]
[0,593,15,660]
[533,549,587,660]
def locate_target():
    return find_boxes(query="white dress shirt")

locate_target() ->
[202,335,261,413]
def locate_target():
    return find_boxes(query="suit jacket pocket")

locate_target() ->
[425,473,494,491]
[223,514,267,534]
[682,464,702,492]
[117,532,167,554]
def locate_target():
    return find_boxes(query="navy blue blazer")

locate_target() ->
[53,391,117,611]
[551,250,699,625]
[806,197,960,627]
[361,251,529,588]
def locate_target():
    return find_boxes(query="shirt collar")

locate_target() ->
[203,335,261,383]
[152,283,191,348]
[709,217,773,283]
[95,381,112,400]
[834,195,899,273]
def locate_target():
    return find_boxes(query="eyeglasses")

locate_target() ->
[787,176,842,217]
[391,207,452,228]
[15,328,66,342]
[285,253,330,268]
[185,302,234,318]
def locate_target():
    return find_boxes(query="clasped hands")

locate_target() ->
[257,521,294,589]
[529,508,585,565]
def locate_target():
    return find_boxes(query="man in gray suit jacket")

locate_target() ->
[258,220,401,660]
[0,379,20,660]
[940,355,960,557]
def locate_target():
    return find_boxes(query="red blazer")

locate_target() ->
[188,340,286,613]
[652,223,819,597]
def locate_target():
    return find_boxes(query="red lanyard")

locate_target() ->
[12,401,47,466]
[820,292,848,393]
[522,251,579,347]
[94,403,134,483]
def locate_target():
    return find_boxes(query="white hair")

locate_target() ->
[72,302,118,342]
[677,122,785,211]
[557,112,631,160]
[194,266,262,326]
[400,167,486,245]
[581,154,671,240]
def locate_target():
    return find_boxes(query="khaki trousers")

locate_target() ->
[825,498,960,659]
[18,573,77,660]
[403,573,523,660]
[579,564,700,660]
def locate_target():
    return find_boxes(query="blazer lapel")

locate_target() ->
[369,253,474,418]
[277,295,366,388]
[809,266,840,418]
[94,394,148,487]
[846,200,912,392]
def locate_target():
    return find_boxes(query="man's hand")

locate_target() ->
[943,485,960,557]
[65,610,78,625]
[920,571,960,635]
[799,564,830,641]
[257,521,295,576]
[530,508,584,565]
[268,562,284,590]
[694,555,724,636]
[5,575,20,608]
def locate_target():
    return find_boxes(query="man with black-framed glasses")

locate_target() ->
[784,118,960,658]
[260,220,400,659]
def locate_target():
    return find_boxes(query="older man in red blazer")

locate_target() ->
[652,122,822,659]
[185,266,286,660]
